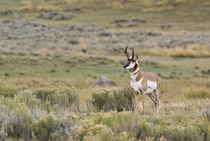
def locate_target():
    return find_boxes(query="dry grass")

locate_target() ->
[182,87,210,99]
[105,2,125,9]
[63,0,79,6]
[171,45,210,58]
[18,0,198,13]
[142,5,173,12]
[19,4,61,12]
[141,45,210,58]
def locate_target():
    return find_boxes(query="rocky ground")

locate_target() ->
[0,18,210,56]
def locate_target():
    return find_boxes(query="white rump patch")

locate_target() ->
[145,80,157,94]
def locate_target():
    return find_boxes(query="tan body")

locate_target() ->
[136,71,161,92]
[130,64,161,115]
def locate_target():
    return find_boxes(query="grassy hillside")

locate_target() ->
[0,0,210,31]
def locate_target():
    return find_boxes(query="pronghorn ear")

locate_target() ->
[135,55,139,62]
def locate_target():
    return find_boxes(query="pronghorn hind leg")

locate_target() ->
[148,93,156,105]
[154,90,159,116]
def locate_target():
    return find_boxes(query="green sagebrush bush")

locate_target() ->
[92,88,134,112]
[73,112,210,141]
[0,88,79,140]
[33,89,56,102]
[0,81,16,98]
[0,96,32,140]
[32,113,79,141]
[33,89,79,111]
[47,89,79,108]
[15,90,40,109]
[32,115,60,141]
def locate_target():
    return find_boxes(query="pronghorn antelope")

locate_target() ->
[123,47,161,116]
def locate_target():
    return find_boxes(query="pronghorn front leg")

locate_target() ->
[132,92,138,112]
[154,90,159,116]
[142,91,146,114]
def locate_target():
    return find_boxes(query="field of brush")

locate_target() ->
[0,0,210,140]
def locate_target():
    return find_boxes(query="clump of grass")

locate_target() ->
[92,88,134,112]
[182,87,210,98]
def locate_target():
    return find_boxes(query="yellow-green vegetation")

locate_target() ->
[0,83,209,140]
[0,74,210,140]
[72,111,209,141]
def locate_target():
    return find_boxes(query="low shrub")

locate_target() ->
[92,88,134,112]
[33,89,56,102]
[14,90,40,109]
[0,82,16,98]
[33,89,79,112]
[33,113,79,141]
[47,89,79,108]
[32,115,60,141]
[182,87,210,98]
[73,121,114,141]
[0,97,32,140]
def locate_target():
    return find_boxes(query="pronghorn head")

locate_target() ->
[123,47,139,70]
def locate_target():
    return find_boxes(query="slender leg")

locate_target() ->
[148,93,156,105]
[154,90,159,116]
[132,92,138,112]
[142,91,146,114]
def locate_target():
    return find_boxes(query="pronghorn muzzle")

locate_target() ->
[123,62,130,68]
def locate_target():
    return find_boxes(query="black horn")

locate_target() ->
[124,47,129,58]
[131,48,134,60]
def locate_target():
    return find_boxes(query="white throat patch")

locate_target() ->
[125,62,135,69]
[132,67,139,74]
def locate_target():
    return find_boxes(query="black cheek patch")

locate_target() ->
[124,62,130,68]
